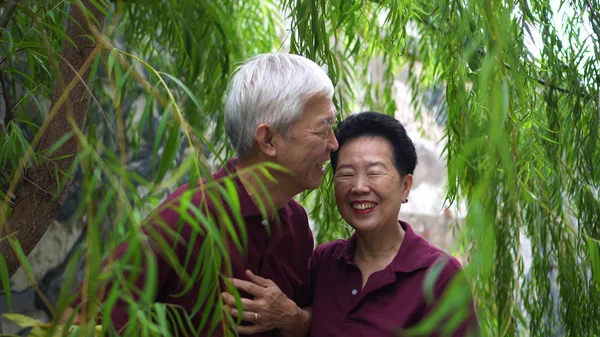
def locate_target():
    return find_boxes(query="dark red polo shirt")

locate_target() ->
[76,159,313,336]
[308,221,478,337]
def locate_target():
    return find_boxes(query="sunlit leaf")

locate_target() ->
[2,313,44,328]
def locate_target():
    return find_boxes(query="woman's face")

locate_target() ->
[334,136,412,233]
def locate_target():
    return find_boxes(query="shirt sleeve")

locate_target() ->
[293,206,315,309]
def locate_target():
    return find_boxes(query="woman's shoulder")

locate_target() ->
[309,239,348,282]
[314,239,347,255]
[401,221,463,272]
[309,238,349,267]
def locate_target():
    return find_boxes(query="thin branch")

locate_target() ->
[474,48,590,97]
[0,68,12,128]
[0,0,20,31]
[582,0,600,43]
[532,77,571,94]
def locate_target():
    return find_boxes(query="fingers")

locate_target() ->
[221,292,257,311]
[228,306,257,323]
[245,269,275,287]
[231,277,266,297]
[225,305,270,335]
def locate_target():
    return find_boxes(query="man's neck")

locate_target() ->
[235,157,296,211]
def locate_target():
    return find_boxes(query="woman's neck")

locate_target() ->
[355,222,405,263]
[354,221,406,289]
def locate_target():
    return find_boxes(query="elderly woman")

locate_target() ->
[224,112,478,337]
[307,111,478,336]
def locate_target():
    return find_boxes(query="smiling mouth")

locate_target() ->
[351,202,378,213]
[352,202,377,209]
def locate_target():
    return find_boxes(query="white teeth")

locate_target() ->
[352,203,376,210]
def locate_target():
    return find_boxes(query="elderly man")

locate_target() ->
[66,53,338,336]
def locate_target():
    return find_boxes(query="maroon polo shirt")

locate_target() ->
[75,159,313,336]
[308,221,478,337]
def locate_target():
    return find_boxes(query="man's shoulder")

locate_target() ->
[162,161,235,207]
[286,198,308,217]
[160,179,209,207]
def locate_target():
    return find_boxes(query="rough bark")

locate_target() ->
[1,1,106,277]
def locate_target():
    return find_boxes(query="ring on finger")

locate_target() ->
[254,312,259,322]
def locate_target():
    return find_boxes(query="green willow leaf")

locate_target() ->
[0,254,12,312]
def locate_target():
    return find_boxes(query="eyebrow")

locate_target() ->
[336,162,387,170]
[323,109,338,125]
[323,118,335,126]
[368,162,387,168]
[336,164,354,171]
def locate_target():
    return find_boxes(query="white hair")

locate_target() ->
[224,53,334,158]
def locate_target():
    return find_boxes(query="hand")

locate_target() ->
[58,307,81,325]
[221,270,305,335]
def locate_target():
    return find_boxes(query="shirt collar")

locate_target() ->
[332,221,433,273]
[211,158,292,220]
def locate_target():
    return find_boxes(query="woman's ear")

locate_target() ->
[255,123,277,157]
[401,174,413,201]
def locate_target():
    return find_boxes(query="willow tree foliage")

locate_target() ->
[0,0,598,336]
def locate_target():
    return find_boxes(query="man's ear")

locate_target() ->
[255,123,277,157]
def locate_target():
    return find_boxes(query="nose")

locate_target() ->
[327,129,339,151]
[350,174,369,195]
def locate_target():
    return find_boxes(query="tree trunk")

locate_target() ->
[1,1,106,277]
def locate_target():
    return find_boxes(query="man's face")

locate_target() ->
[273,95,339,194]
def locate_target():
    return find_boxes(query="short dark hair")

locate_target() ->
[331,111,418,176]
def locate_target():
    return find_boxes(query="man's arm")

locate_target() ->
[58,223,184,331]
[221,270,312,337]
